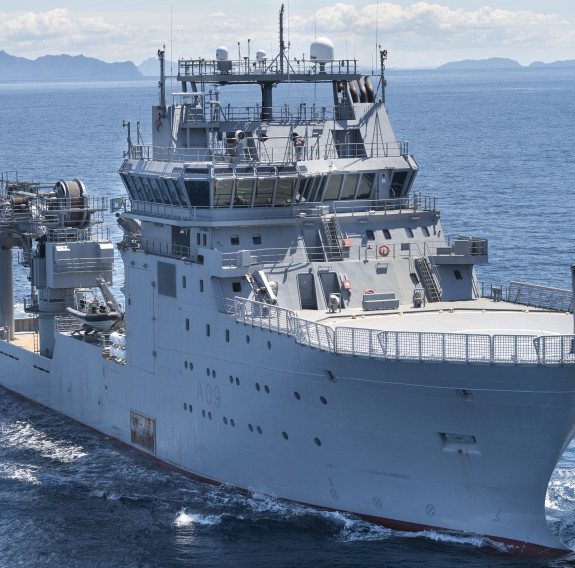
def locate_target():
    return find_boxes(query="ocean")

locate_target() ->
[1,66,575,567]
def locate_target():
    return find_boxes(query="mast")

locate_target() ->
[279,4,285,74]
[158,46,166,108]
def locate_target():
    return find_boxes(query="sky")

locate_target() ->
[1,1,574,68]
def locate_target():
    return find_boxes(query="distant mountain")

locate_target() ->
[0,51,141,80]
[438,58,521,70]
[528,59,575,68]
[138,57,177,76]
[438,57,575,70]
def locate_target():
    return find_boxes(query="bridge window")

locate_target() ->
[340,173,359,200]
[422,226,430,237]
[234,178,254,206]
[405,228,414,238]
[275,177,297,205]
[213,178,233,207]
[382,229,392,240]
[254,178,275,206]
[323,174,343,201]
[390,171,408,198]
[184,179,210,207]
[357,173,375,199]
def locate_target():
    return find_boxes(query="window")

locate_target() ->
[275,178,296,205]
[183,179,210,207]
[213,178,233,207]
[422,226,430,237]
[182,276,187,288]
[230,235,240,245]
[232,282,242,293]
[185,318,190,331]
[202,234,207,247]
[357,173,375,199]
[390,171,408,198]
[197,233,201,245]
[200,279,204,292]
[382,229,392,240]
[225,329,230,342]
[340,174,359,200]
[405,228,414,238]
[454,270,463,280]
[252,234,261,245]
[254,178,275,206]
[234,179,254,206]
[366,230,375,241]
[206,324,211,337]
[323,174,343,201]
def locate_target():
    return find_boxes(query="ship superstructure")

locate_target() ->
[2,7,575,555]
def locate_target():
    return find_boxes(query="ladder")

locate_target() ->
[321,214,343,261]
[415,257,441,302]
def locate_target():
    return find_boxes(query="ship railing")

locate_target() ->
[231,298,575,365]
[480,281,573,313]
[45,226,111,243]
[508,281,573,313]
[234,297,295,336]
[177,55,359,80]
[128,194,436,224]
[128,139,410,163]
[179,102,341,124]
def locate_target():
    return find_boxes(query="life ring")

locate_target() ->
[365,289,375,295]
[379,244,390,257]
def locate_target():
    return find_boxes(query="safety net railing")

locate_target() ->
[232,298,575,366]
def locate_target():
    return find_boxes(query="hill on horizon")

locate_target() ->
[438,57,575,70]
[0,51,141,80]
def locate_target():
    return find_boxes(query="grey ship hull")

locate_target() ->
[2,308,574,554]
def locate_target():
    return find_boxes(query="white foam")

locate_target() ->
[174,509,222,528]
[0,462,41,485]
[1,420,87,463]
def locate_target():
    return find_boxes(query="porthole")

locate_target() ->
[255,383,261,391]
[184,402,188,411]
[257,426,262,434]
[264,385,270,394]
[184,361,188,369]
[212,370,216,379]
[202,409,206,418]
[248,424,254,432]
[223,416,228,425]
[235,377,240,386]
[282,432,289,440]
[206,368,210,376]
[314,437,322,446]
[267,341,271,350]
[230,419,235,427]
[189,362,193,371]
[294,392,301,400]
[320,396,327,405]
[188,404,193,413]
[208,411,212,420]
[229,375,234,384]
[246,335,250,344]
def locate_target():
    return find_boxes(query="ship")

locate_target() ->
[1,6,575,555]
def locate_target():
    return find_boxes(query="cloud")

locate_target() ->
[309,2,572,49]
[0,9,132,59]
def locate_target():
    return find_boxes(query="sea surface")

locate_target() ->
[1,67,575,567]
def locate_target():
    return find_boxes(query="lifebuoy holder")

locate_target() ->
[379,244,390,257]
[365,289,375,295]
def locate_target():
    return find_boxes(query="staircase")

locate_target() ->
[321,214,343,261]
[415,257,441,302]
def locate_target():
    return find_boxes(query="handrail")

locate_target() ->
[127,139,410,163]
[231,297,575,366]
